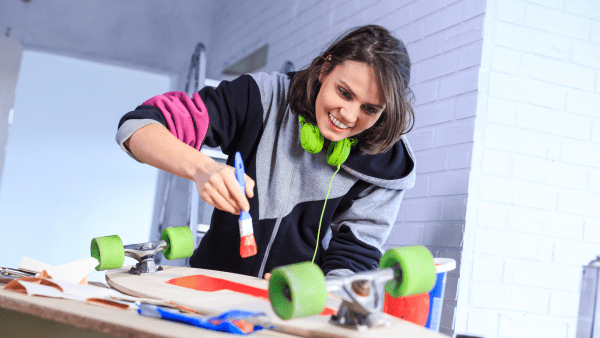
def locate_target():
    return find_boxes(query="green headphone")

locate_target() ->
[298,115,357,263]
[298,115,357,166]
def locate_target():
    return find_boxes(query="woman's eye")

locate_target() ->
[338,87,351,99]
[365,107,377,114]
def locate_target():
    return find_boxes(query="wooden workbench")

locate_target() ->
[0,287,291,337]
[1,278,447,338]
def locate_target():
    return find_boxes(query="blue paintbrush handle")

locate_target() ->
[234,152,245,190]
[234,152,251,221]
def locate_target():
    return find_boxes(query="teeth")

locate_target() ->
[329,113,349,129]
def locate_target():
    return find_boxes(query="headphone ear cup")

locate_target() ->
[300,123,324,154]
[326,138,352,166]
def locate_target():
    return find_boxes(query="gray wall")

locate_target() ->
[0,0,216,89]
[0,37,22,191]
[0,0,216,189]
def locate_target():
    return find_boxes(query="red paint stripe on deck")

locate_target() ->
[166,274,336,316]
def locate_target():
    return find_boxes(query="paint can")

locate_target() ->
[383,258,456,331]
[576,256,600,338]
[425,258,456,332]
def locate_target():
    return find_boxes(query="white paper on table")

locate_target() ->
[6,279,136,310]
[44,257,99,284]
[13,281,85,301]
[17,257,99,284]
[17,257,53,273]
[50,280,117,299]
[11,257,162,310]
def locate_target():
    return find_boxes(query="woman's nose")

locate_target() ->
[339,104,359,125]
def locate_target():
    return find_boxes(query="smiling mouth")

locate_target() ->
[328,112,349,132]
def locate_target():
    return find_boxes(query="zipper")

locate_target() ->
[257,155,302,278]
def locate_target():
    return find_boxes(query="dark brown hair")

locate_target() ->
[289,25,414,154]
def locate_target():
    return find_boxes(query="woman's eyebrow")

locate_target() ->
[338,79,384,109]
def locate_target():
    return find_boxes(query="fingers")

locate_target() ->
[225,175,250,212]
[197,164,255,215]
[264,273,271,281]
[245,174,255,198]
[199,170,240,214]
[201,187,240,215]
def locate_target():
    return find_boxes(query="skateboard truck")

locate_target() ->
[327,267,398,330]
[91,226,195,274]
[268,245,437,331]
[124,241,167,275]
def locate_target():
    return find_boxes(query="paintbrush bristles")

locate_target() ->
[239,210,256,258]
[240,233,257,258]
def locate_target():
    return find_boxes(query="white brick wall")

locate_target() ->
[207,1,483,335]
[457,1,600,338]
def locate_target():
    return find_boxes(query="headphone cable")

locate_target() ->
[311,163,341,264]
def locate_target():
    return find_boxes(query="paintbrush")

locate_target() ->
[234,152,257,258]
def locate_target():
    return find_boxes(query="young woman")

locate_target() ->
[116,25,416,279]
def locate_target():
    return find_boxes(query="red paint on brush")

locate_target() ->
[166,274,337,316]
[240,233,257,258]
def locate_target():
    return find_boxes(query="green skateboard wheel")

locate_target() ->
[269,262,327,320]
[380,245,436,298]
[161,226,194,260]
[90,235,125,271]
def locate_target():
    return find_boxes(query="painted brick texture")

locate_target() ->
[207,1,483,335]
[457,1,600,338]
[204,1,600,337]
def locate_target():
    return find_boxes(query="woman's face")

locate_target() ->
[314,60,385,143]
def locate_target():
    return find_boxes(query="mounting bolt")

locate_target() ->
[352,280,371,296]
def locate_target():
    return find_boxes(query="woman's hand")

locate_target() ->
[125,124,255,215]
[194,159,255,215]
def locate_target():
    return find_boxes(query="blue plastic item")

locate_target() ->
[138,303,268,335]
[425,271,446,331]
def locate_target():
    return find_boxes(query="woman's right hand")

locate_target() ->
[125,124,255,215]
[194,159,255,215]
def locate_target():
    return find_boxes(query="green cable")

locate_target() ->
[311,163,342,264]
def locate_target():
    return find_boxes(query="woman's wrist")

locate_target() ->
[190,151,216,181]
[126,124,213,182]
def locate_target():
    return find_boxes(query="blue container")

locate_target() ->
[425,258,455,332]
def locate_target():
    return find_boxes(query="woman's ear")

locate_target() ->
[318,64,326,83]
[319,55,333,83]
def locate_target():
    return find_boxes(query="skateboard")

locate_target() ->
[91,226,447,337]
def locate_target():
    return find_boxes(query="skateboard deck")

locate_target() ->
[106,265,447,337]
